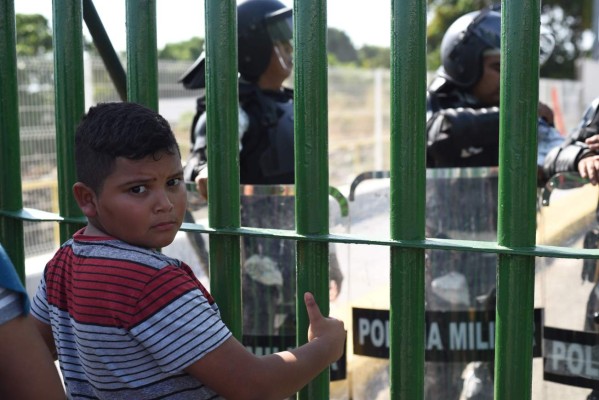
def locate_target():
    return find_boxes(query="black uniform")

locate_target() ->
[426,76,500,169]
[185,81,294,185]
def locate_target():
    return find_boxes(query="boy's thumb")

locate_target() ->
[304,292,323,322]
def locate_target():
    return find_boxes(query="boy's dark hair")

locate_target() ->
[75,102,180,193]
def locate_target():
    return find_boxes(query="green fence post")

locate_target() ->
[389,0,427,398]
[126,0,157,110]
[0,0,25,281]
[293,0,330,398]
[495,1,540,399]
[53,0,85,242]
[204,0,242,336]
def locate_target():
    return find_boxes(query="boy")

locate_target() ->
[31,102,345,399]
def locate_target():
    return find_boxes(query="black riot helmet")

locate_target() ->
[238,0,293,82]
[439,8,501,88]
[179,0,292,89]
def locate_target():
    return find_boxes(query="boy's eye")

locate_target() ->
[168,178,182,187]
[130,185,147,194]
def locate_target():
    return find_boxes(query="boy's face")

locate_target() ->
[84,150,187,249]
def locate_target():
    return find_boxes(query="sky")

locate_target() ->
[14,0,392,51]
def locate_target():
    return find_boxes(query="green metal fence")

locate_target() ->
[3,0,599,399]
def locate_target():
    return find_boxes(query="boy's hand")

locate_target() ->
[304,292,345,362]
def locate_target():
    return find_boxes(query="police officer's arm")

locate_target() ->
[585,135,599,151]
[426,106,500,166]
[542,124,599,185]
[579,135,599,184]
[543,97,599,184]
[577,154,599,185]
[184,292,345,400]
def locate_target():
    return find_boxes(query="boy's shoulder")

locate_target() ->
[53,233,184,273]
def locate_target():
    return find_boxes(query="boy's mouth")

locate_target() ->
[152,220,178,231]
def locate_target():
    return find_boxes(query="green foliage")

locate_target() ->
[357,45,390,69]
[326,28,389,68]
[15,14,53,56]
[327,27,359,63]
[158,37,204,61]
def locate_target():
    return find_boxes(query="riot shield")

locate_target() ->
[538,172,599,399]
[238,185,348,335]
[238,185,350,397]
[346,168,540,400]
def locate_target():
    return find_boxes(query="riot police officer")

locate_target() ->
[426,7,562,170]
[180,0,295,185]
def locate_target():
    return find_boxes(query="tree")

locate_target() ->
[327,27,358,64]
[15,14,53,56]
[357,45,390,69]
[158,37,204,61]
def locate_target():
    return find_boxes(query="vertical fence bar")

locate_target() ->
[293,0,330,398]
[495,0,540,399]
[204,0,242,336]
[126,0,157,110]
[389,0,427,398]
[0,0,25,281]
[53,0,85,242]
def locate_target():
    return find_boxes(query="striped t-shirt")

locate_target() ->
[31,231,231,399]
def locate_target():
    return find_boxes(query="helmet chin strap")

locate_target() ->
[273,43,293,75]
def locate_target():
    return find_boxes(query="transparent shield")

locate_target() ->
[345,167,531,400]
[239,184,351,398]
[538,173,599,399]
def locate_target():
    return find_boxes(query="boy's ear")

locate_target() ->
[73,182,98,218]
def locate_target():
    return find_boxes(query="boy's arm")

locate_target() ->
[32,315,58,360]
[0,315,65,399]
[184,292,345,400]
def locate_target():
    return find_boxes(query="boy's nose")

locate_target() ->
[155,191,174,212]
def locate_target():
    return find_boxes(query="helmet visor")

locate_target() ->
[265,7,293,44]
